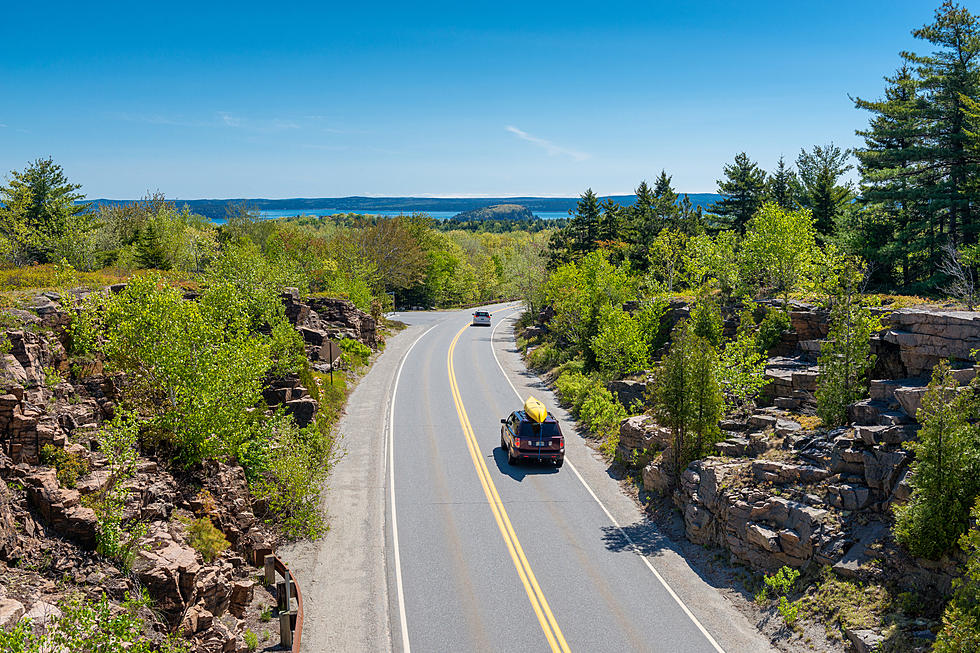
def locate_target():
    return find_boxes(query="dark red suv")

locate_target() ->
[499,411,564,468]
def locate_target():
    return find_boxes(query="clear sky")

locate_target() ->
[0,1,953,199]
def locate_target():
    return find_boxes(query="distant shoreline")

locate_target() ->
[84,194,722,220]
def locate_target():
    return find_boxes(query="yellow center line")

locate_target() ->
[448,322,571,653]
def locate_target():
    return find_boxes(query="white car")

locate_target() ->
[471,310,492,326]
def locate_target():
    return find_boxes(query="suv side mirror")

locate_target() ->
[500,418,507,424]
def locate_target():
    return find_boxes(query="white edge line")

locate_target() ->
[388,324,437,653]
[490,310,726,653]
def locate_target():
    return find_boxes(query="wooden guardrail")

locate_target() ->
[264,554,304,652]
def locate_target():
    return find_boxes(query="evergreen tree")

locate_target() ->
[0,157,93,265]
[907,1,980,246]
[569,188,602,255]
[895,360,980,559]
[626,179,663,269]
[710,152,767,233]
[597,198,624,244]
[765,156,801,210]
[854,65,934,289]
[796,143,855,237]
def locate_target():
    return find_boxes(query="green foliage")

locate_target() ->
[339,338,371,370]
[526,342,567,371]
[95,273,293,469]
[544,251,636,362]
[816,264,883,426]
[0,157,96,268]
[935,497,980,651]
[718,305,769,413]
[178,515,230,562]
[710,152,767,234]
[253,415,336,540]
[90,410,145,568]
[895,360,980,559]
[40,444,89,489]
[742,203,820,305]
[591,305,650,378]
[43,366,62,389]
[690,299,723,347]
[244,629,259,652]
[554,370,598,414]
[755,307,791,353]
[0,591,190,653]
[653,320,725,477]
[579,385,627,437]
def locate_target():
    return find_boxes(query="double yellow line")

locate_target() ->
[447,323,571,653]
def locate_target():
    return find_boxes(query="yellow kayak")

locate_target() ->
[524,396,547,423]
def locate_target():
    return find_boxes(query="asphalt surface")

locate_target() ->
[385,304,773,653]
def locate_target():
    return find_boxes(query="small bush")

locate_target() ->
[40,444,89,489]
[339,338,371,369]
[178,515,230,562]
[244,629,258,652]
[690,300,723,347]
[579,387,627,436]
[527,342,566,370]
[554,371,597,414]
[756,308,791,353]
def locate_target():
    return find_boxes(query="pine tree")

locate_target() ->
[0,157,92,265]
[907,2,980,246]
[796,143,855,237]
[710,152,767,233]
[569,188,602,255]
[765,156,801,210]
[626,180,663,269]
[854,64,934,289]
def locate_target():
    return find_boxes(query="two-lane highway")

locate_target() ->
[386,304,764,652]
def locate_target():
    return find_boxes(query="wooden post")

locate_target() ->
[264,555,275,585]
[279,610,293,648]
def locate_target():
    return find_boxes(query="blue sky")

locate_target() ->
[0,1,949,198]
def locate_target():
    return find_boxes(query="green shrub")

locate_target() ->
[178,515,230,562]
[40,444,89,489]
[527,342,566,370]
[690,299,723,347]
[756,308,791,353]
[935,498,980,651]
[554,371,597,414]
[89,410,145,569]
[339,338,371,369]
[894,361,980,559]
[590,305,649,378]
[579,386,627,436]
[43,366,63,389]
[0,592,189,653]
[253,416,336,539]
[244,629,258,652]
[756,565,800,603]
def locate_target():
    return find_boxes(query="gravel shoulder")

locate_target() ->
[279,323,429,652]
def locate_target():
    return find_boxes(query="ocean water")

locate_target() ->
[256,208,569,220]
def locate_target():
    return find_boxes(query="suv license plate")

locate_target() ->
[534,441,546,447]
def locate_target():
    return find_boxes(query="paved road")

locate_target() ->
[386,304,772,653]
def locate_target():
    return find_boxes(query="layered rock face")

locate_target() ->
[0,288,332,650]
[611,302,980,591]
[281,288,377,363]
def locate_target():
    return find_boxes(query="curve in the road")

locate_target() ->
[448,321,571,653]
[489,309,726,653]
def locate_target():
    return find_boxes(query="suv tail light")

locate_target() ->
[514,438,521,449]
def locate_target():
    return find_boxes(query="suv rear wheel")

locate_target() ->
[507,444,518,466]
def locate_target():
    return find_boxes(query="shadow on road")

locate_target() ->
[601,520,676,556]
[491,446,559,482]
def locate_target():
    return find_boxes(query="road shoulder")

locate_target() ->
[279,324,426,653]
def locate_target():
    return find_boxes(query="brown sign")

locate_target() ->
[323,341,342,365]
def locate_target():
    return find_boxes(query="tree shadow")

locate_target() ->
[490,446,559,482]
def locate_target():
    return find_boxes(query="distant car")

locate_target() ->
[471,310,492,326]
[500,410,564,467]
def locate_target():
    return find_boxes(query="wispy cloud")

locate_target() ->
[505,125,589,162]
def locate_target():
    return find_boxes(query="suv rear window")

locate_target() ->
[519,421,560,437]
[475,311,489,317]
